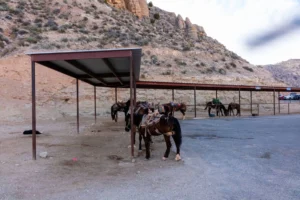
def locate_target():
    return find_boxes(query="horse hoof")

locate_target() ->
[175,154,181,161]
[162,157,167,161]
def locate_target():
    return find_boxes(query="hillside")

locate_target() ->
[0,0,294,121]
[265,59,300,87]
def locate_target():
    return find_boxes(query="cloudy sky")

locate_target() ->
[149,0,300,65]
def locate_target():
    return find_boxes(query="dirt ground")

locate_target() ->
[0,116,183,200]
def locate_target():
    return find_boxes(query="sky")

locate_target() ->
[149,0,300,65]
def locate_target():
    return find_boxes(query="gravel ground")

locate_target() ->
[0,115,300,200]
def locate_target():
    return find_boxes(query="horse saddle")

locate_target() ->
[140,114,174,136]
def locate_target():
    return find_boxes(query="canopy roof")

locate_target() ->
[27,48,142,87]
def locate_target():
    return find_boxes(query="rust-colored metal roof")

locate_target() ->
[136,81,300,92]
[27,48,142,87]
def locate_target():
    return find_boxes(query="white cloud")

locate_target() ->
[149,0,300,65]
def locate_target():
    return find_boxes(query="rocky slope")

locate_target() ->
[0,0,294,121]
[265,59,300,87]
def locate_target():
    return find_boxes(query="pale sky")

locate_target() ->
[149,0,300,65]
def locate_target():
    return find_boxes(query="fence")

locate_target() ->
[174,101,300,119]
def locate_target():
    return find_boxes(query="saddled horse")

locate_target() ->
[228,103,240,116]
[156,102,187,120]
[111,101,129,122]
[204,101,227,116]
[125,106,182,161]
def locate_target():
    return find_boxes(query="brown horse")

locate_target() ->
[156,102,187,120]
[111,101,128,122]
[204,101,228,116]
[228,103,240,116]
[125,106,182,161]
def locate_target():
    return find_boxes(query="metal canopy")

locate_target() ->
[136,81,300,92]
[27,48,142,87]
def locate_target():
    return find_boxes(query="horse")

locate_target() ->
[125,107,182,161]
[111,101,129,122]
[204,101,227,116]
[156,102,187,120]
[228,103,240,116]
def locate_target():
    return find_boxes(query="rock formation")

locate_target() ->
[175,15,207,40]
[106,0,149,18]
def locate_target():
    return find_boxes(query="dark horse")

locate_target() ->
[228,103,240,116]
[111,101,129,122]
[156,102,187,120]
[125,106,182,160]
[204,101,227,116]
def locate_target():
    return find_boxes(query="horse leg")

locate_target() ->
[143,134,151,160]
[162,135,172,160]
[180,109,185,120]
[172,134,181,161]
[138,133,142,153]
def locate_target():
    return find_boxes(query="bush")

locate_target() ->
[154,13,160,20]
[243,66,254,72]
[218,68,226,75]
[230,62,236,68]
[161,70,172,75]
[0,2,9,11]
[150,19,155,24]
[61,38,68,42]
[148,2,153,7]
[181,70,187,74]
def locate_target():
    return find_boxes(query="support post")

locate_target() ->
[250,91,252,115]
[216,90,218,99]
[288,103,290,114]
[94,86,96,124]
[31,61,36,160]
[258,104,260,116]
[130,55,134,158]
[194,87,196,118]
[172,89,174,102]
[273,89,276,115]
[278,91,280,114]
[76,79,79,134]
[115,88,117,103]
[239,89,241,116]
[134,78,136,104]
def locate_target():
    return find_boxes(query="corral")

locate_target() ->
[27,48,300,160]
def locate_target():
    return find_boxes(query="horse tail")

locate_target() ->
[111,105,115,120]
[204,104,208,110]
[171,117,182,147]
[181,103,187,112]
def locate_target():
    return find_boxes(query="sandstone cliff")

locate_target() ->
[106,0,149,18]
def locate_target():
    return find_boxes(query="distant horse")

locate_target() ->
[111,101,128,122]
[204,101,227,116]
[228,103,240,116]
[156,102,187,120]
[125,108,182,161]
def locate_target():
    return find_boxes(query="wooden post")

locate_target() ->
[115,88,117,103]
[278,91,280,114]
[288,103,290,114]
[76,79,79,134]
[94,86,96,124]
[216,90,218,99]
[250,91,252,115]
[273,90,276,115]
[130,55,134,158]
[172,89,174,102]
[258,104,260,116]
[31,61,36,160]
[239,89,241,116]
[194,87,196,118]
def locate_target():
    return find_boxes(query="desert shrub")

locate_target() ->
[26,36,39,44]
[61,38,68,42]
[230,62,237,68]
[53,8,60,15]
[154,13,160,20]
[218,68,226,75]
[161,70,172,75]
[181,70,187,74]
[243,66,254,72]
[151,55,158,64]
[150,19,155,24]
[201,62,206,66]
[140,74,146,79]
[0,2,9,11]
[148,2,153,7]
